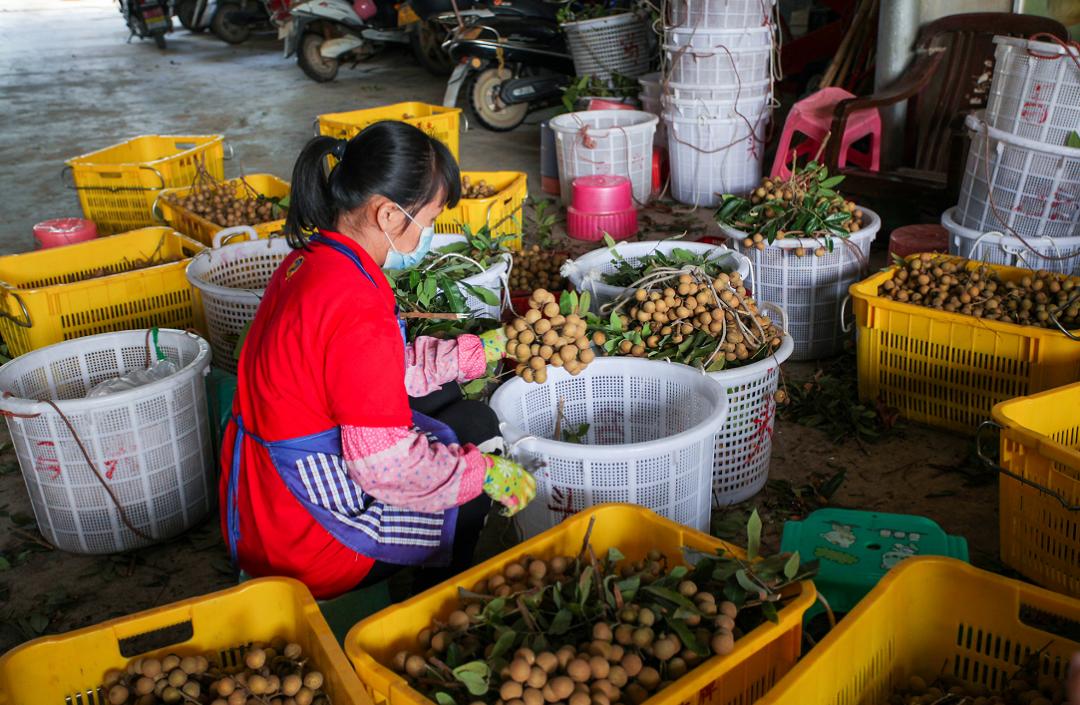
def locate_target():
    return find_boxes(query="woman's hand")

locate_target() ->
[483,454,536,516]
[479,328,508,364]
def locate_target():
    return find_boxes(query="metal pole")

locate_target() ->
[874,0,920,168]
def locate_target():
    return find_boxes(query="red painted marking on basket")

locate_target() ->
[104,459,120,480]
[698,681,719,704]
[745,396,775,464]
[548,486,577,521]
[1020,83,1049,124]
[34,441,61,479]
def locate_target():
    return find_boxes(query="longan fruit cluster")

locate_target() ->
[166,184,276,228]
[740,174,865,254]
[879,254,1078,330]
[505,289,599,383]
[510,245,568,293]
[100,642,327,705]
[462,176,499,200]
[889,670,1069,705]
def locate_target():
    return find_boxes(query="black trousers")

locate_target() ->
[356,383,498,590]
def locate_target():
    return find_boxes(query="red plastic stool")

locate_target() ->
[770,87,882,179]
[652,145,668,197]
[887,224,949,260]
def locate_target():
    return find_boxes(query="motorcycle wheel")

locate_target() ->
[154,32,167,48]
[211,1,251,44]
[175,0,203,31]
[410,20,452,76]
[297,32,339,82]
[466,67,529,132]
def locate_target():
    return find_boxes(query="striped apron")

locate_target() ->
[224,233,457,567]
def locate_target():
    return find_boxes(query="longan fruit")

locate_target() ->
[179,655,199,674]
[593,622,613,642]
[161,687,183,704]
[589,656,610,680]
[405,655,427,678]
[295,687,315,705]
[630,344,645,357]
[283,674,303,697]
[567,658,591,682]
[509,658,533,683]
[182,682,201,699]
[216,677,237,696]
[711,631,735,656]
[542,330,559,346]
[528,356,546,372]
[637,667,661,691]
[108,685,130,705]
[614,624,634,645]
[534,368,548,384]
[536,651,558,674]
[653,638,678,661]
[248,675,270,695]
[715,614,735,631]
[719,601,738,619]
[449,609,471,630]
[560,346,578,363]
[168,669,188,687]
[621,653,643,677]
[525,309,542,324]
[535,319,552,334]
[637,608,656,627]
[592,331,607,346]
[284,642,303,660]
[226,691,246,705]
[524,688,545,705]
[579,349,596,364]
[527,666,548,689]
[570,692,591,705]
[519,329,536,345]
[162,655,181,672]
[589,640,612,661]
[551,676,575,700]
[543,302,560,317]
[503,681,526,700]
[304,671,325,691]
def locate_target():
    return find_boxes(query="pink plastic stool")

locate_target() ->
[567,175,637,242]
[887,224,948,260]
[770,87,882,179]
[33,218,97,249]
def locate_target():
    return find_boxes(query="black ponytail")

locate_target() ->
[283,121,461,248]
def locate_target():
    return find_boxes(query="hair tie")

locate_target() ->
[331,139,348,160]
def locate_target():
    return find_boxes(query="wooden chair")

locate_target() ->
[822,12,1068,216]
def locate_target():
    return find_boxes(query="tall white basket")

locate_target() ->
[667,0,775,30]
[562,239,752,313]
[186,227,293,374]
[562,13,652,81]
[550,110,659,206]
[721,209,880,360]
[666,111,769,207]
[490,358,729,539]
[956,113,1080,240]
[0,330,214,554]
[985,36,1080,146]
[942,206,1080,275]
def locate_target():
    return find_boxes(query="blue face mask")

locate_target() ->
[383,203,435,270]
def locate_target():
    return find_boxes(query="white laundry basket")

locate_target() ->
[428,233,510,320]
[942,206,1080,275]
[667,0,774,30]
[721,209,880,360]
[550,110,659,206]
[562,12,652,81]
[663,34,772,85]
[666,111,769,207]
[186,227,293,374]
[985,36,1080,146]
[562,239,752,312]
[490,357,729,538]
[0,329,214,554]
[709,325,792,505]
[956,112,1080,240]
[662,79,772,104]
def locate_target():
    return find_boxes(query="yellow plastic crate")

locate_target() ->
[850,255,1080,434]
[437,172,528,249]
[345,504,817,705]
[66,135,225,235]
[155,173,291,246]
[0,227,205,357]
[0,578,372,705]
[991,383,1080,597]
[757,557,1080,705]
[317,102,462,159]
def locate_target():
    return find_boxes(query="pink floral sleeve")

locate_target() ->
[340,424,490,512]
[403,334,487,398]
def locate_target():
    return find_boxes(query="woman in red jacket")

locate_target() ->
[220,121,534,599]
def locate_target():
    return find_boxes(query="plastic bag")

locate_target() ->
[86,358,178,398]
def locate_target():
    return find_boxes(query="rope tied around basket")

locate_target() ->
[1024,32,1080,72]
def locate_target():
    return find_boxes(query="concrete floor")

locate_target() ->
[0,0,544,253]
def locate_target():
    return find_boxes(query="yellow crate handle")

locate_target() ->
[0,282,32,329]
[839,294,854,334]
[976,420,1080,512]
[213,225,260,248]
[61,164,167,192]
[151,191,170,223]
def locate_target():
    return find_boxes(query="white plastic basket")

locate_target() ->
[428,233,510,321]
[986,36,1080,146]
[186,227,293,374]
[490,357,729,538]
[664,25,773,51]
[942,206,1080,276]
[709,324,793,506]
[667,0,774,30]
[0,329,214,554]
[550,110,659,206]
[721,209,880,361]
[956,112,1080,240]
[561,239,752,313]
[662,79,772,104]
[666,110,770,207]
[562,12,652,81]
[663,28,772,86]
[662,92,772,120]
[639,72,661,101]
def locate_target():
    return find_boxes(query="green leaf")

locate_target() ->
[464,283,500,306]
[642,585,699,612]
[606,547,625,564]
[435,693,457,705]
[491,629,517,659]
[668,565,688,580]
[820,174,845,189]
[549,608,573,635]
[560,290,574,315]
[1068,131,1080,148]
[603,233,617,249]
[420,276,439,307]
[482,597,507,621]
[578,290,591,314]
[453,670,489,696]
[761,601,780,624]
[747,509,762,560]
[783,551,800,580]
[665,616,706,657]
[578,566,594,606]
[0,556,9,571]
[28,613,49,634]
[735,569,760,595]
[609,310,623,332]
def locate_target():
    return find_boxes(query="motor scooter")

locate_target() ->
[175,0,291,43]
[440,0,574,131]
[120,0,173,48]
[284,0,453,81]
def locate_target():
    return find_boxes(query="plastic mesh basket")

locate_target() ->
[722,209,880,361]
[562,240,752,313]
[489,358,729,538]
[985,36,1080,146]
[942,206,1080,276]
[562,13,652,81]
[667,0,774,30]
[429,233,509,320]
[662,79,772,104]
[186,227,294,374]
[663,43,772,86]
[710,328,793,505]
[956,112,1080,240]
[550,110,659,206]
[666,111,770,207]
[0,329,214,554]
